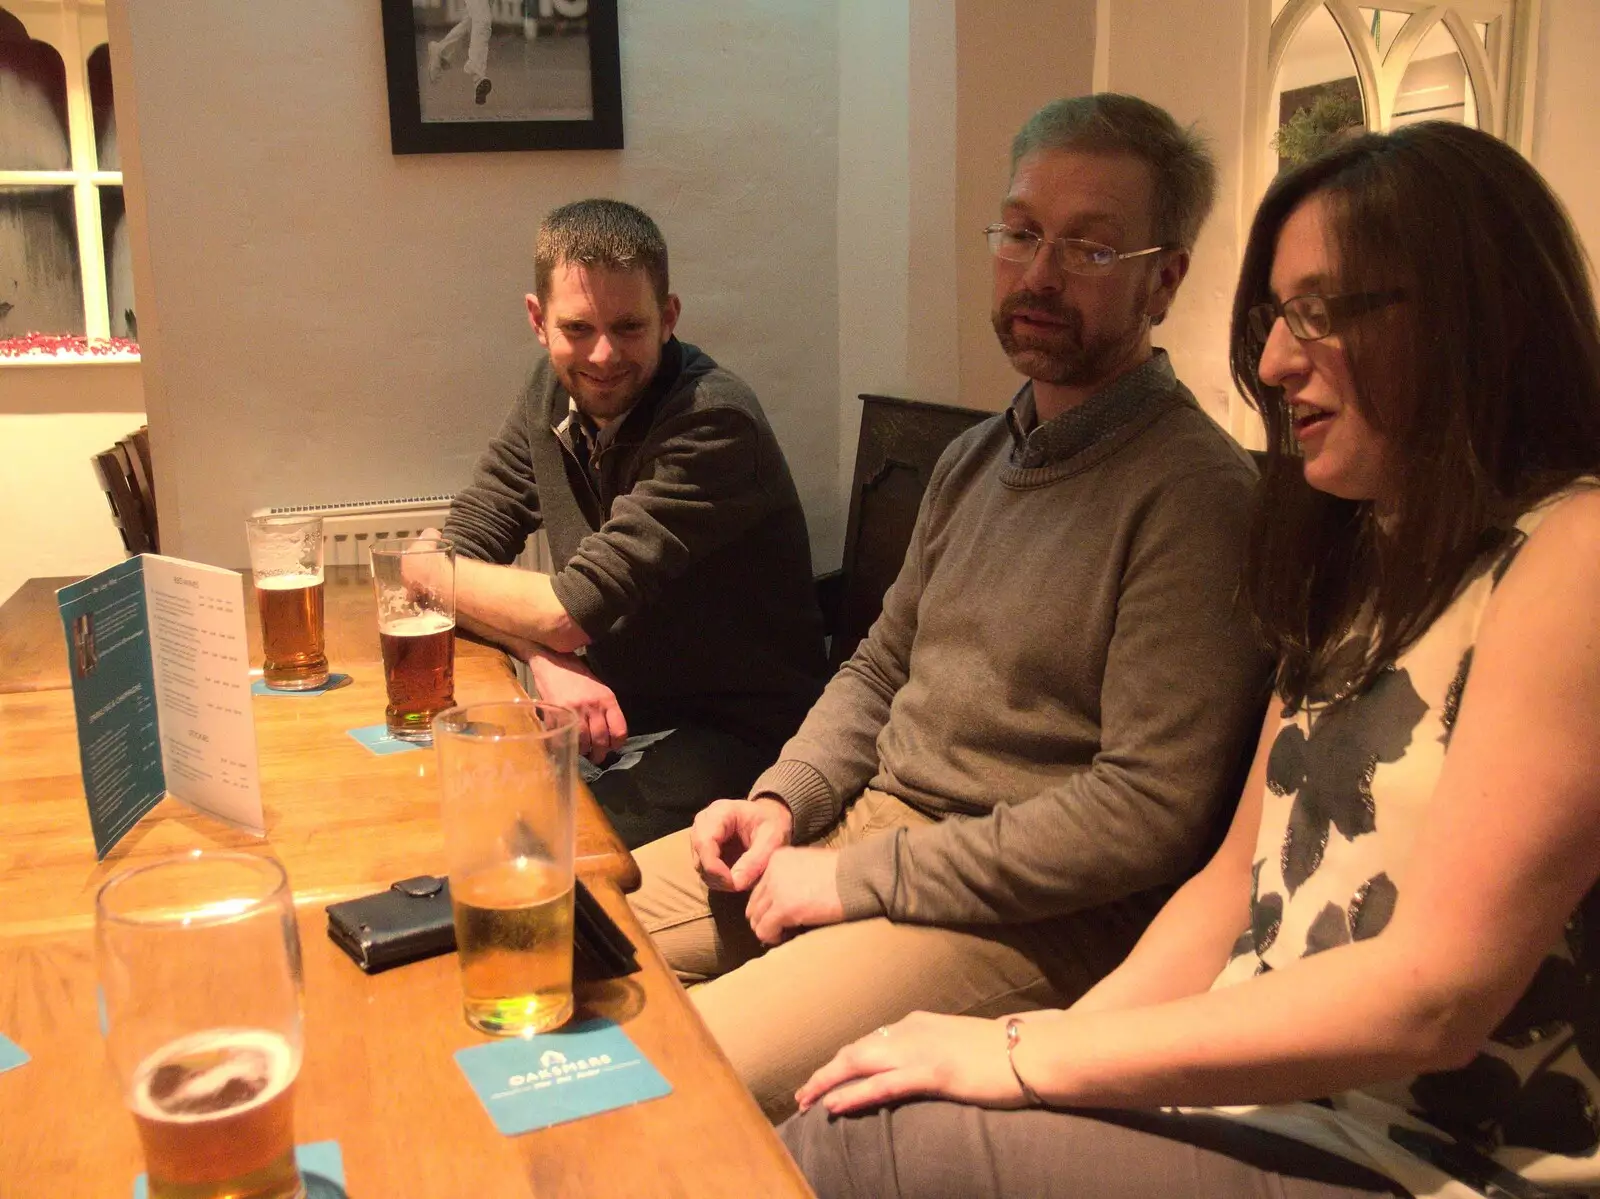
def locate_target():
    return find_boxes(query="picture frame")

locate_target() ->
[380,0,623,154]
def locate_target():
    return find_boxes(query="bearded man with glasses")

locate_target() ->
[628,93,1272,1122]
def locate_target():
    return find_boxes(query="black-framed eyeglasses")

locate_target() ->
[983,224,1171,278]
[1247,289,1405,346]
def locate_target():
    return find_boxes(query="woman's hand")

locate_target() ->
[794,1012,1034,1116]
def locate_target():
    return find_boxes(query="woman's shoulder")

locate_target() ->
[1492,480,1600,586]
[1518,477,1600,532]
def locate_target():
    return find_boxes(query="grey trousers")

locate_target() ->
[780,1100,1412,1199]
[628,788,1157,1122]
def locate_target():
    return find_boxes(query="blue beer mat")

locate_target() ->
[454,1017,671,1136]
[0,1033,28,1074]
[252,673,351,697]
[134,1139,345,1198]
[346,724,424,756]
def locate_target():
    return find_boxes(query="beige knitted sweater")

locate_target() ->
[754,352,1273,926]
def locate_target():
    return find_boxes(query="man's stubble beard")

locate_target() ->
[560,365,646,426]
[992,276,1155,389]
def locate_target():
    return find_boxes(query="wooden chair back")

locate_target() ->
[119,425,159,550]
[90,425,158,555]
[824,395,989,668]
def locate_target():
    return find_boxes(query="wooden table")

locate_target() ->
[0,575,78,694]
[0,576,814,1198]
[0,656,638,934]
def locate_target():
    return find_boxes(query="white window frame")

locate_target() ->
[1243,0,1541,214]
[0,0,122,342]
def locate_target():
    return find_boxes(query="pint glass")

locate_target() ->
[434,701,579,1036]
[96,851,305,1199]
[369,538,456,743]
[245,515,328,691]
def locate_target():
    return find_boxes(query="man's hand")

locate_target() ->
[690,797,793,893]
[527,650,626,764]
[393,527,452,605]
[745,846,844,946]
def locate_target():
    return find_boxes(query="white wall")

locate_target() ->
[1533,0,1600,264]
[0,362,143,604]
[836,0,913,519]
[110,1,841,571]
[1102,0,1254,434]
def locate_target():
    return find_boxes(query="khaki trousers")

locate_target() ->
[628,789,1155,1121]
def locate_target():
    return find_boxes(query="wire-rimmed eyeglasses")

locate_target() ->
[983,224,1171,278]
[1247,289,1406,346]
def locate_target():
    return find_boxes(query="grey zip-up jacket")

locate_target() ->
[445,338,828,749]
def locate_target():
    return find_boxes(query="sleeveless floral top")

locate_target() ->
[1202,487,1600,1199]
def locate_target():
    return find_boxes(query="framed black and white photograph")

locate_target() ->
[380,0,622,154]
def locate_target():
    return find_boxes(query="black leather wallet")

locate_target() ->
[326,875,456,973]
[325,875,639,980]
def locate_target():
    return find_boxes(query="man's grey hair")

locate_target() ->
[1011,93,1218,251]
[534,198,670,305]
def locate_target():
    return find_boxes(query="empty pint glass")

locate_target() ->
[245,515,329,691]
[435,701,579,1036]
[369,538,456,743]
[96,851,306,1199]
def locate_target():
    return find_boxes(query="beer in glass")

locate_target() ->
[245,515,328,691]
[97,851,306,1199]
[435,701,579,1035]
[369,539,456,743]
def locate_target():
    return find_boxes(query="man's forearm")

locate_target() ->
[454,558,590,653]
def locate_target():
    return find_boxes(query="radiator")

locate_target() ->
[256,495,552,572]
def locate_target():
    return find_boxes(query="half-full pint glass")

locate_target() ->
[369,538,456,743]
[435,701,579,1036]
[245,515,328,691]
[96,851,306,1199]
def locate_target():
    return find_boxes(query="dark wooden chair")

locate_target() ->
[819,394,989,668]
[120,425,159,551]
[91,425,158,555]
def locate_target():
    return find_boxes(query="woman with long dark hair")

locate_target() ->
[779,121,1600,1199]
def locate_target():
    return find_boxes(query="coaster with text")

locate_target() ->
[346,724,424,756]
[134,1139,346,1198]
[0,1033,27,1075]
[252,673,351,697]
[453,1018,671,1136]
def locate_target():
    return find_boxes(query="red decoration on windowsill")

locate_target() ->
[0,333,141,360]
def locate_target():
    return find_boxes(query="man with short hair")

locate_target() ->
[628,94,1273,1120]
[443,199,827,847]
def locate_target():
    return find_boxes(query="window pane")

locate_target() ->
[0,186,84,336]
[0,26,70,170]
[88,42,118,170]
[1394,21,1475,128]
[1365,9,1410,59]
[99,184,135,340]
[1274,4,1366,174]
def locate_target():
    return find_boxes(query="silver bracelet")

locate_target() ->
[1005,1017,1045,1107]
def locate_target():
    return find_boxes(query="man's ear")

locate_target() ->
[526,293,550,347]
[659,293,682,343]
[1146,248,1191,327]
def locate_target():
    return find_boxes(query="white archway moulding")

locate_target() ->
[1253,0,1540,204]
